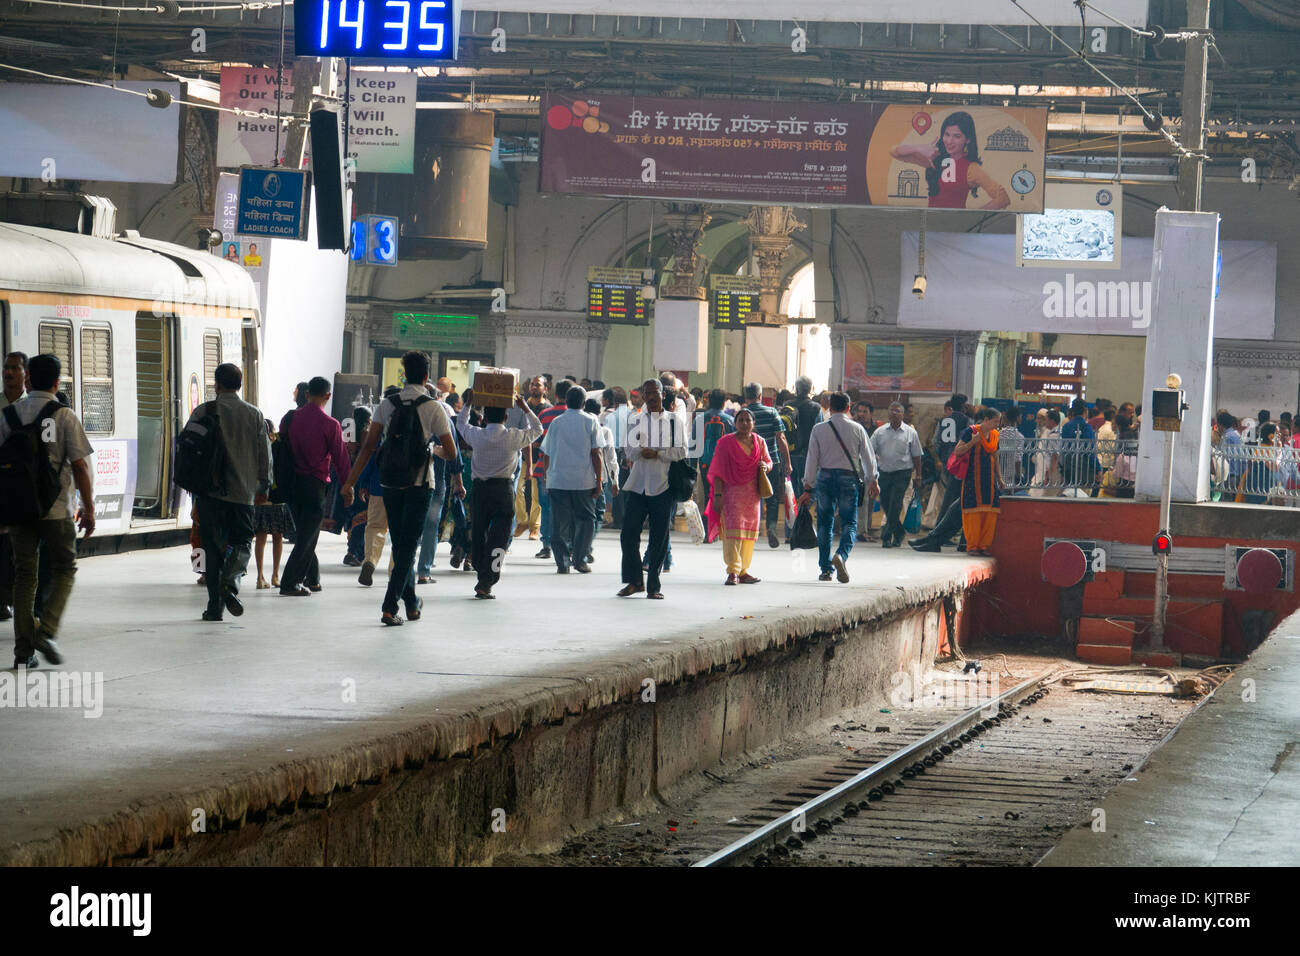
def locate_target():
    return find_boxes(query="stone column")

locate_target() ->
[954,333,980,398]
[660,203,711,300]
[742,206,806,326]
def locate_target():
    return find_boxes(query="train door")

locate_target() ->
[133,312,178,518]
[241,320,259,407]
[1,300,9,357]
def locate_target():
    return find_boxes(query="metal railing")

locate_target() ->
[1212,442,1300,504]
[997,436,1138,498]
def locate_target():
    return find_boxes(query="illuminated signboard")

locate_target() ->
[295,0,460,59]
[711,275,760,329]
[1019,353,1087,399]
[587,267,648,325]
[393,312,479,350]
[351,214,400,265]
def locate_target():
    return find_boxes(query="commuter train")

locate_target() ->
[0,221,261,542]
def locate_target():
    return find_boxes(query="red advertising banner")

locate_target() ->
[541,94,1047,212]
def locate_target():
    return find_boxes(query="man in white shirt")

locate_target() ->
[869,401,923,549]
[457,394,543,598]
[799,392,879,583]
[619,378,686,599]
[342,351,461,626]
[0,353,95,667]
[540,386,603,574]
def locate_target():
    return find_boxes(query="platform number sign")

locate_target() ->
[350,214,400,266]
[295,0,461,59]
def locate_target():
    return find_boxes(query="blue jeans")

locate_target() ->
[538,473,552,547]
[416,459,447,576]
[815,470,860,573]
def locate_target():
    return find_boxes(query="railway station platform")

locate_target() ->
[1041,609,1300,867]
[0,530,993,866]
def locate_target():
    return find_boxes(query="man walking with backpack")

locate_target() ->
[0,353,95,667]
[341,351,463,626]
[181,363,272,621]
[279,377,350,597]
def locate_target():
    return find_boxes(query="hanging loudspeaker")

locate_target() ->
[309,107,348,251]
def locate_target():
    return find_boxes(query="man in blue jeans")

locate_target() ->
[798,392,879,584]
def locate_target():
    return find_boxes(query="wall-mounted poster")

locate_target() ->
[845,339,954,393]
[541,94,1046,212]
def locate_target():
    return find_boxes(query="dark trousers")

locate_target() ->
[281,474,326,591]
[621,489,674,594]
[195,495,255,612]
[916,495,965,548]
[937,470,965,544]
[471,477,514,590]
[763,462,785,533]
[9,518,76,659]
[549,487,597,571]
[381,484,434,615]
[878,469,911,545]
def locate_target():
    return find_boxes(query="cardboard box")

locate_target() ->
[472,367,519,408]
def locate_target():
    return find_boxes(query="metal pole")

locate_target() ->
[1177,0,1211,212]
[1151,431,1175,649]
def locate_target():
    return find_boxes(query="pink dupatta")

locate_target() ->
[704,432,769,543]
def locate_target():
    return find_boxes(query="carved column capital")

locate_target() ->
[742,206,806,326]
[661,203,711,300]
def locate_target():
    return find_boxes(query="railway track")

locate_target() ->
[693,674,1193,867]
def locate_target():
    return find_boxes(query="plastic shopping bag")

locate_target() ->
[783,478,798,520]
[682,499,706,544]
[903,495,921,533]
[789,507,818,550]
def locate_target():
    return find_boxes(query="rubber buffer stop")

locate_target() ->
[1042,541,1087,588]
[1237,548,1283,594]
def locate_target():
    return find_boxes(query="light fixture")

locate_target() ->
[1165,372,1182,389]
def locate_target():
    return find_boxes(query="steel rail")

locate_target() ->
[693,673,1051,867]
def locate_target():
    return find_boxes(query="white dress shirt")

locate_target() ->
[623,409,687,497]
[803,413,879,489]
[456,404,543,480]
[870,421,923,473]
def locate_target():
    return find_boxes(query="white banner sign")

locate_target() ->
[462,1,1147,27]
[897,232,1277,340]
[217,67,415,173]
[0,82,180,184]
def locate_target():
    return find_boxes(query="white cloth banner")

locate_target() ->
[897,232,1276,340]
[462,1,1147,27]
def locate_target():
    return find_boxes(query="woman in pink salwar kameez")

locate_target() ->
[705,408,772,585]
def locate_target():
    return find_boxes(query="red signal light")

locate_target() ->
[1152,531,1173,556]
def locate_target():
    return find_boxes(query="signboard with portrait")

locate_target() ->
[541,94,1046,212]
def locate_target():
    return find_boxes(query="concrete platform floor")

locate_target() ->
[1042,610,1300,866]
[0,527,991,862]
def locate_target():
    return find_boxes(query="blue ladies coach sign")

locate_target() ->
[236,167,311,240]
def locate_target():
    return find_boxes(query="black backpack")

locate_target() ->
[378,394,432,489]
[0,401,65,524]
[271,410,296,504]
[175,402,228,496]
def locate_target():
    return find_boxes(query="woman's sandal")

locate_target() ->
[256,577,270,590]
[647,592,664,600]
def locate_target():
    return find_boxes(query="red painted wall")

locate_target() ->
[970,498,1300,661]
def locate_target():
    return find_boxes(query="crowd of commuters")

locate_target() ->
[4,345,1296,667]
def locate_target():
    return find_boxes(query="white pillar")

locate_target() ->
[1135,209,1220,502]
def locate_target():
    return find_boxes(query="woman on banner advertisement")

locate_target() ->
[890,111,1010,210]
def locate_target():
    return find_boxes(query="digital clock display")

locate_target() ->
[294,0,460,59]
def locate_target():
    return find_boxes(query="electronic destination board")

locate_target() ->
[295,0,460,59]
[711,274,761,328]
[587,266,648,325]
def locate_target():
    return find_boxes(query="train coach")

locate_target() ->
[0,220,261,545]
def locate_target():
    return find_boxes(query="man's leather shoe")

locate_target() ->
[405,596,423,621]
[450,545,465,568]
[536,547,551,559]
[574,562,591,574]
[280,585,311,596]
[909,539,941,553]
[14,655,37,669]
[818,572,834,581]
[223,592,244,617]
[32,632,62,665]
[358,562,375,587]
[201,609,224,622]
[768,531,779,549]
[381,612,404,626]
[307,583,323,592]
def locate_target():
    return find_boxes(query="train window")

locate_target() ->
[203,331,221,402]
[80,326,114,433]
[38,321,75,412]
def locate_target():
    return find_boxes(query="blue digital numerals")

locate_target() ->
[313,0,451,55]
[352,215,398,266]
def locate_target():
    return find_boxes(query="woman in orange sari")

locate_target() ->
[705,409,772,585]
[954,408,1002,556]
